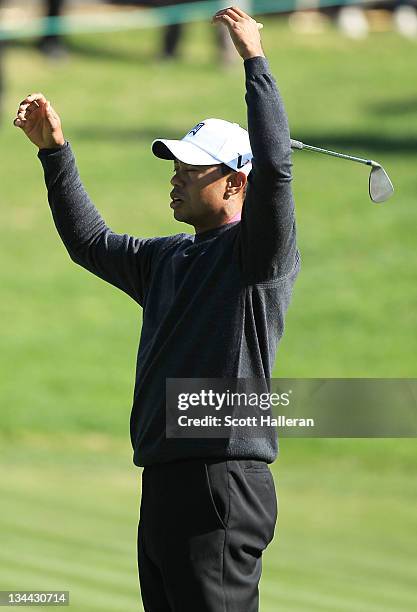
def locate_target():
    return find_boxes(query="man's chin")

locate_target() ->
[173,209,191,224]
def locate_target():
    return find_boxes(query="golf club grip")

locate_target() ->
[290,139,304,150]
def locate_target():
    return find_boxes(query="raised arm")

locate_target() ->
[13,93,156,305]
[213,8,298,284]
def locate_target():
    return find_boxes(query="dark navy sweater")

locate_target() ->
[38,56,300,466]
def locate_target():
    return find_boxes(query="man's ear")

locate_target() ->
[225,171,247,198]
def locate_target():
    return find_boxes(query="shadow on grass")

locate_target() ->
[64,40,227,72]
[367,97,417,116]
[65,39,155,66]
[73,126,417,155]
[72,125,188,142]
[6,37,153,66]
[7,38,195,68]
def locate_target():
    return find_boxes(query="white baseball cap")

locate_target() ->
[152,118,253,176]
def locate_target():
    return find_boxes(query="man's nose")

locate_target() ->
[170,173,181,187]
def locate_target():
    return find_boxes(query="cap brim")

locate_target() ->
[152,139,221,166]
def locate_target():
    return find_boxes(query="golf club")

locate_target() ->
[290,139,394,203]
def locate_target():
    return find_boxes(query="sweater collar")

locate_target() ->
[193,221,240,244]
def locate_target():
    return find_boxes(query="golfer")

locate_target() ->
[14,7,299,611]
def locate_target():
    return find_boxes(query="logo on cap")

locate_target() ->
[188,122,205,137]
[237,155,251,169]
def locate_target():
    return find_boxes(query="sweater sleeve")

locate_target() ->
[38,142,157,306]
[238,56,298,284]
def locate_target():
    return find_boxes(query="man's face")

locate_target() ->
[169,160,229,228]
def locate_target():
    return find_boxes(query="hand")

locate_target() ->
[212,6,265,61]
[13,93,65,149]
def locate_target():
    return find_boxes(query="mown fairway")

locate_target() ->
[1,16,416,611]
[2,435,417,611]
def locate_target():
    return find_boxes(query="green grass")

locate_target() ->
[1,17,417,611]
[1,434,416,611]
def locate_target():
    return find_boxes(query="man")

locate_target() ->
[37,0,67,59]
[14,7,299,611]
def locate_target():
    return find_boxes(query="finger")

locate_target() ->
[212,9,234,24]
[28,100,40,112]
[45,100,60,124]
[17,102,38,116]
[20,93,47,106]
[214,12,263,31]
[17,109,28,120]
[13,117,26,128]
[213,8,241,22]
[45,100,54,118]
[229,6,250,19]
[213,14,236,28]
[214,8,262,30]
[45,100,56,117]
[20,100,40,118]
[18,101,37,115]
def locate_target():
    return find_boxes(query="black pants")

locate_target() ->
[137,458,278,611]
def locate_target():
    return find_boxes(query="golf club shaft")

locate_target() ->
[290,139,378,167]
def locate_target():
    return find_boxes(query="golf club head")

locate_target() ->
[369,165,394,203]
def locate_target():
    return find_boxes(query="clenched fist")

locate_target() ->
[13,93,65,149]
[212,6,265,61]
